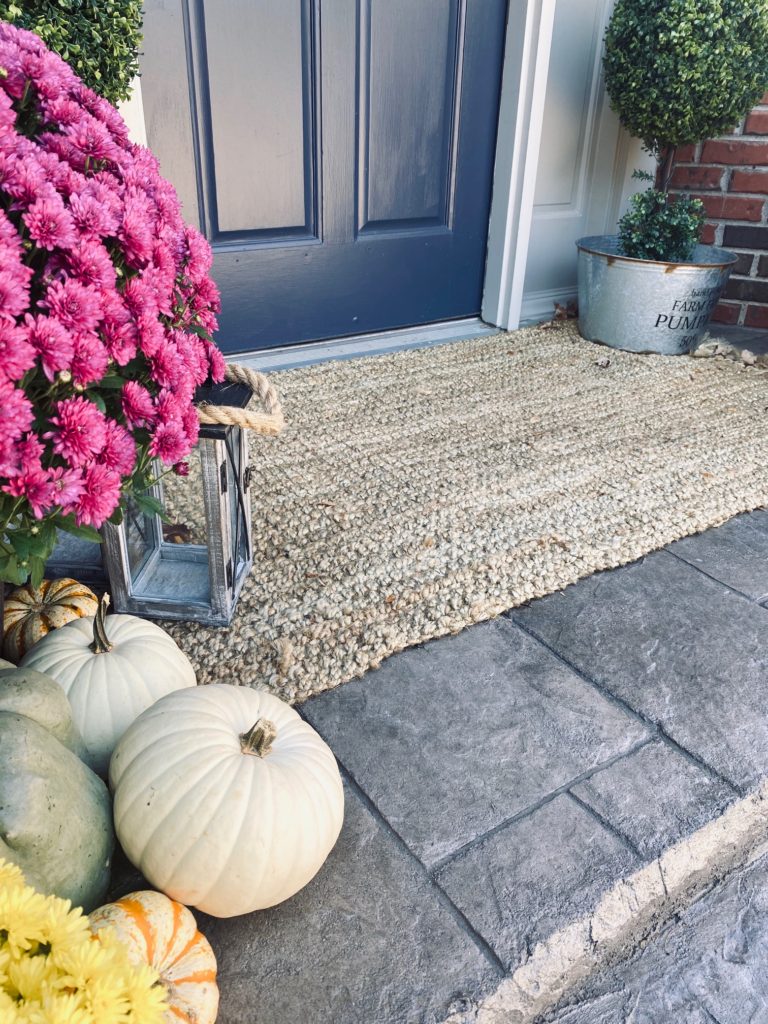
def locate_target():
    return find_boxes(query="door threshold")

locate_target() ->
[230,317,500,372]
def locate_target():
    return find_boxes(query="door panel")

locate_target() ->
[141,0,507,353]
[361,0,460,230]
[204,0,316,235]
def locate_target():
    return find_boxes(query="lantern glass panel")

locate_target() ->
[123,495,160,578]
[135,447,213,610]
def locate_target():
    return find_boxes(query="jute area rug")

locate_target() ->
[165,321,768,701]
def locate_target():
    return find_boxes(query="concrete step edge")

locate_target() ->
[443,778,768,1024]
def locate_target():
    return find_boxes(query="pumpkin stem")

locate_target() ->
[90,594,113,654]
[240,718,277,757]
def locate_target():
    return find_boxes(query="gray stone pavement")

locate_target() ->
[110,508,768,1023]
[546,846,768,1023]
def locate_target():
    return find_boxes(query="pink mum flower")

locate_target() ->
[2,465,55,519]
[154,388,185,426]
[148,420,189,465]
[43,277,102,333]
[137,313,165,359]
[23,313,74,380]
[122,381,156,428]
[0,21,228,542]
[45,395,107,467]
[4,159,48,209]
[34,148,80,196]
[182,403,200,448]
[66,116,120,165]
[71,331,109,385]
[185,225,213,279]
[0,267,31,321]
[73,463,121,527]
[120,189,155,267]
[0,89,15,137]
[47,465,85,510]
[0,321,35,381]
[150,337,184,389]
[43,96,83,128]
[16,433,44,467]
[100,419,137,476]
[205,340,227,382]
[66,240,117,290]
[0,208,22,249]
[80,176,122,222]
[122,276,158,320]
[23,196,77,251]
[192,275,221,314]
[100,292,137,365]
[0,438,19,478]
[69,190,119,238]
[0,379,34,439]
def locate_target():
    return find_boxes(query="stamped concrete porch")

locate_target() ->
[162,506,768,1024]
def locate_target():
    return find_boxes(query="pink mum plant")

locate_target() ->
[0,22,226,587]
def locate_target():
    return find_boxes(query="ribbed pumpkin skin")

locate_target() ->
[90,891,219,1024]
[2,579,99,662]
[0,700,113,911]
[19,614,196,776]
[110,685,345,917]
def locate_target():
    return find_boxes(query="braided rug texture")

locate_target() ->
[166,322,768,702]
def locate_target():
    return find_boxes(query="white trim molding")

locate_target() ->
[482,0,557,332]
[520,286,577,325]
[117,75,148,148]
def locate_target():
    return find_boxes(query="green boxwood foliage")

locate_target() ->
[1,0,143,106]
[618,172,705,260]
[604,0,768,156]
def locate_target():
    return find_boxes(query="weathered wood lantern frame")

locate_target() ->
[46,370,283,627]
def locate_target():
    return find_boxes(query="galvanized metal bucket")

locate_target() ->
[576,235,738,355]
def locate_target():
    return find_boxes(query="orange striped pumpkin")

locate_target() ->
[2,578,99,662]
[90,891,219,1024]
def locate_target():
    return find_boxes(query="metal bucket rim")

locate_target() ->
[576,234,738,271]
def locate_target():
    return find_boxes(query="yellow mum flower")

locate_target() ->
[123,963,169,1021]
[7,954,49,1002]
[0,882,52,955]
[0,860,166,1024]
[0,988,20,1023]
[78,966,131,1024]
[44,903,91,953]
[54,932,113,987]
[0,860,24,891]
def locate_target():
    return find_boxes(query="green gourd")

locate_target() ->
[0,667,114,911]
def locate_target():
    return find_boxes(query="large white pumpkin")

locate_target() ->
[110,684,344,917]
[20,596,196,776]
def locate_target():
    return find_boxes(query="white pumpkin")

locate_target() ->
[110,684,344,917]
[20,596,196,776]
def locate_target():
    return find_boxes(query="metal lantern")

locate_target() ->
[45,371,283,627]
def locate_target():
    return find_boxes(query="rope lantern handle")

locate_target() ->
[197,363,284,437]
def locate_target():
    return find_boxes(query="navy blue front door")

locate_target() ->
[141,1,508,353]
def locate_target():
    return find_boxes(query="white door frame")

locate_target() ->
[482,0,557,332]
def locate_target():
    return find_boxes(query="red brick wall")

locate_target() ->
[670,92,768,329]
